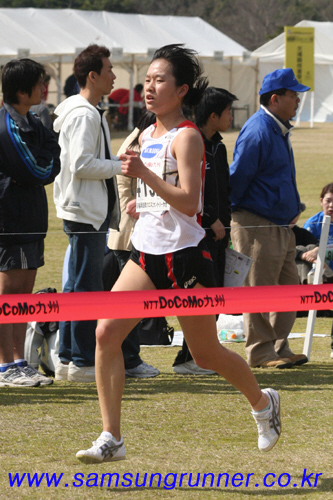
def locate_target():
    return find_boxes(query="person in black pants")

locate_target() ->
[173,87,238,375]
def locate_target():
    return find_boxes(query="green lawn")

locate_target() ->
[1,123,333,500]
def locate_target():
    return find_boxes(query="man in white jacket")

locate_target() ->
[53,44,121,382]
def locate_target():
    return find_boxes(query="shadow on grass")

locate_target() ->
[102,474,333,495]
[103,475,333,495]
[104,487,326,495]
[252,363,333,391]
[0,362,332,406]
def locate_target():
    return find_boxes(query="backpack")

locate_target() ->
[24,287,59,376]
[138,317,174,346]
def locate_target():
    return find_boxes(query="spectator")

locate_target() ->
[108,84,143,129]
[0,58,60,387]
[173,87,237,375]
[303,183,333,275]
[53,44,121,383]
[63,71,79,98]
[30,74,53,130]
[303,183,333,358]
[230,68,310,369]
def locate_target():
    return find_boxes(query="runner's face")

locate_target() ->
[144,59,185,114]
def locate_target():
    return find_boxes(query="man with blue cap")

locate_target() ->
[229,68,310,369]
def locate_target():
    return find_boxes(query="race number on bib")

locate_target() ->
[136,159,170,212]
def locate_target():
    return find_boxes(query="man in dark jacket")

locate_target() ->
[0,58,60,387]
[173,87,237,375]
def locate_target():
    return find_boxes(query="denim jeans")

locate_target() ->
[59,218,109,367]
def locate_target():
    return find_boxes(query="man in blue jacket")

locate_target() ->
[230,68,309,369]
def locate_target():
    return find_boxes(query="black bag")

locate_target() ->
[138,317,174,346]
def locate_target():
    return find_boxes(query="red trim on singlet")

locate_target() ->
[165,253,180,289]
[202,250,213,261]
[139,252,146,271]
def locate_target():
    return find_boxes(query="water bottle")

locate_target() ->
[307,264,316,284]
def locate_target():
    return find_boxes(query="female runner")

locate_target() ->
[76,44,281,462]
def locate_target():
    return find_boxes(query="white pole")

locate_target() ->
[295,92,307,127]
[128,64,134,131]
[303,215,331,359]
[310,91,314,128]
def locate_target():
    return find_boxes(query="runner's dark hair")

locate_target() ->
[152,44,208,108]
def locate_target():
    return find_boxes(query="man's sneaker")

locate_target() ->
[173,360,216,375]
[19,363,53,386]
[252,388,281,452]
[68,362,95,383]
[0,366,40,387]
[76,432,126,463]
[55,360,69,381]
[125,361,160,378]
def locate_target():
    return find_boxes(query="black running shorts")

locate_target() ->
[130,238,216,289]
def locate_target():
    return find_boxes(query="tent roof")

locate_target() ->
[252,20,333,64]
[0,8,248,64]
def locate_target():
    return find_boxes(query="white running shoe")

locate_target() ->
[173,360,216,375]
[19,364,53,386]
[252,388,281,452]
[55,360,69,381]
[76,432,126,463]
[0,366,40,387]
[125,361,160,378]
[68,362,95,383]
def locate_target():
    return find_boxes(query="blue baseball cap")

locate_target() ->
[259,68,310,95]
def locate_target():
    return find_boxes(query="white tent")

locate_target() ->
[252,20,333,123]
[0,8,256,128]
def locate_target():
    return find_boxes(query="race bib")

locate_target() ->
[136,159,170,213]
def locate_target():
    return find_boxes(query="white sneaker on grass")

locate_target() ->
[0,366,40,387]
[125,361,159,378]
[252,388,281,452]
[19,363,53,386]
[55,360,69,381]
[68,362,95,383]
[76,432,126,463]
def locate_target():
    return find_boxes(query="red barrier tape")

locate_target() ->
[0,284,332,324]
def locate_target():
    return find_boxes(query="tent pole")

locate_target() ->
[57,59,62,105]
[295,92,307,127]
[128,57,134,131]
[310,91,314,128]
[229,57,233,91]
[254,58,259,112]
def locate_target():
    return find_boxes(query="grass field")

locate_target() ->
[1,122,333,499]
